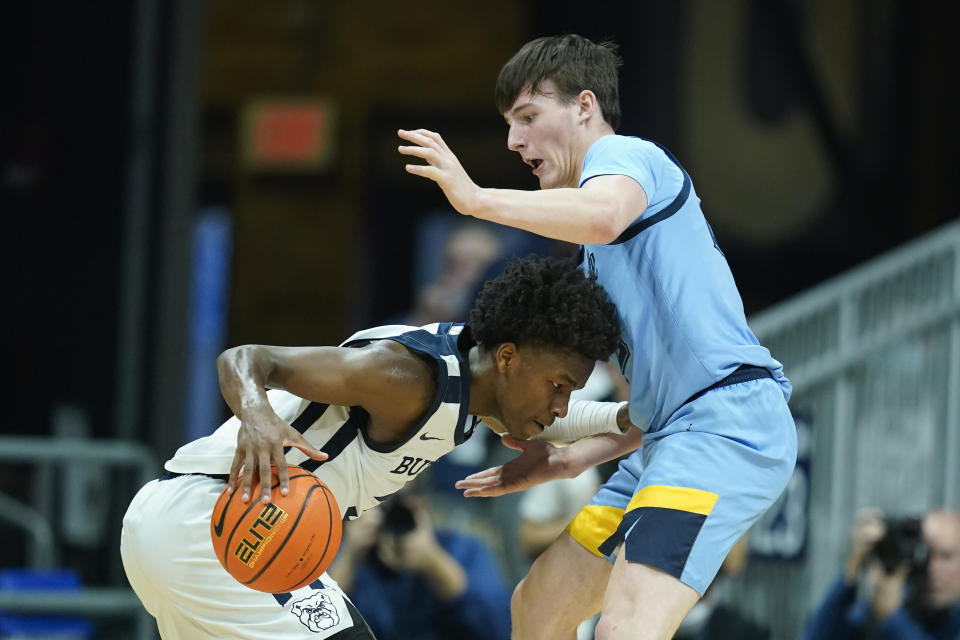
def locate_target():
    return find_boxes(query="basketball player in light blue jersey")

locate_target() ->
[399,34,798,640]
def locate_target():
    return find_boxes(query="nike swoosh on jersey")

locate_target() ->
[418,433,444,441]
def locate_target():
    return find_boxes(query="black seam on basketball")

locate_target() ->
[243,483,324,587]
[296,484,338,588]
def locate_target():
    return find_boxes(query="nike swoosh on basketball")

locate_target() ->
[212,493,234,537]
[419,433,443,441]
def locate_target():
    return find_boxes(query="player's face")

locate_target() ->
[493,343,594,440]
[504,81,583,190]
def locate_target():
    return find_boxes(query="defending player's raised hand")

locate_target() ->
[228,406,327,503]
[398,128,480,216]
[454,436,571,498]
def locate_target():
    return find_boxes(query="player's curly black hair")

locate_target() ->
[469,254,620,361]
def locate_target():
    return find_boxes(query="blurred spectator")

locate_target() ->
[329,491,511,640]
[675,533,769,640]
[802,507,960,639]
[400,223,503,326]
[517,466,601,561]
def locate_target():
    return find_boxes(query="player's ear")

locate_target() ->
[577,90,598,121]
[495,343,518,373]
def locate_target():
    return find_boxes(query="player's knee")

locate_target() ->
[594,612,620,640]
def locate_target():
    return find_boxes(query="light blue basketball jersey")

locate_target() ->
[578,135,791,431]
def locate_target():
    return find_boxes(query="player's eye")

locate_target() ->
[524,114,535,123]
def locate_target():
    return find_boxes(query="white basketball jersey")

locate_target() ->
[164,322,478,520]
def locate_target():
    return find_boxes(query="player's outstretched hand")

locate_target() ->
[228,407,327,503]
[454,436,570,497]
[398,128,480,215]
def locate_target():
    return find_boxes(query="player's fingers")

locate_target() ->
[397,129,436,147]
[258,454,272,504]
[415,129,443,144]
[287,437,328,461]
[397,145,437,163]
[227,449,245,494]
[454,467,502,487]
[462,485,507,498]
[274,448,290,496]
[404,164,440,181]
[457,477,501,491]
[241,452,255,502]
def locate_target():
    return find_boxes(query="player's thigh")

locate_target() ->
[596,554,699,640]
[514,532,611,625]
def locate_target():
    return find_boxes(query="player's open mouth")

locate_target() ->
[533,420,545,432]
[530,159,543,174]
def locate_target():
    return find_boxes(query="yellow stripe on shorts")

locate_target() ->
[625,485,718,516]
[565,505,625,557]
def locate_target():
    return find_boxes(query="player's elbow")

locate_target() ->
[217,344,269,379]
[216,346,238,372]
[589,210,625,244]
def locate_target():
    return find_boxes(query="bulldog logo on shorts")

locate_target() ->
[290,591,341,633]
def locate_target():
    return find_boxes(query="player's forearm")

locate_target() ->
[559,427,643,477]
[472,186,621,244]
[533,400,631,444]
[217,345,274,419]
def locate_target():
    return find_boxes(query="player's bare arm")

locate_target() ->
[398,128,647,244]
[455,423,643,498]
[218,342,434,503]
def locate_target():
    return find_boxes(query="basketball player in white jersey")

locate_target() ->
[121,254,631,639]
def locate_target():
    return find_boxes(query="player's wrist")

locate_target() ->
[468,185,492,220]
[552,444,580,479]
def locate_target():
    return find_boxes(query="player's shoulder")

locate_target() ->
[589,134,661,155]
[349,339,437,392]
[336,339,437,438]
[584,135,670,174]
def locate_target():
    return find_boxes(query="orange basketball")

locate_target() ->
[210,465,342,593]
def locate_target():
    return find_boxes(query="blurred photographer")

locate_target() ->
[329,491,511,640]
[802,507,960,639]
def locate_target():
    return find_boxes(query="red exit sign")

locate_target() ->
[241,99,337,172]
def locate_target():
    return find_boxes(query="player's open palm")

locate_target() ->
[398,128,480,216]
[455,436,569,497]
[229,405,327,503]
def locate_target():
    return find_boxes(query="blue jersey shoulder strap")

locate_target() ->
[610,139,691,245]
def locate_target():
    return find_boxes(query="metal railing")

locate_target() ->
[0,435,160,640]
[728,219,960,639]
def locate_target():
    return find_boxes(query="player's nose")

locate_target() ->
[507,124,524,152]
[551,396,569,419]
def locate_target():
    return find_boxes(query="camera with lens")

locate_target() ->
[380,496,417,536]
[871,517,928,576]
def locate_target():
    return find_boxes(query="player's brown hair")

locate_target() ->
[495,34,623,130]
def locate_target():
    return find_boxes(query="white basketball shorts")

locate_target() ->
[121,474,375,639]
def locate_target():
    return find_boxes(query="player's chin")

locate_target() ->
[517,421,544,440]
